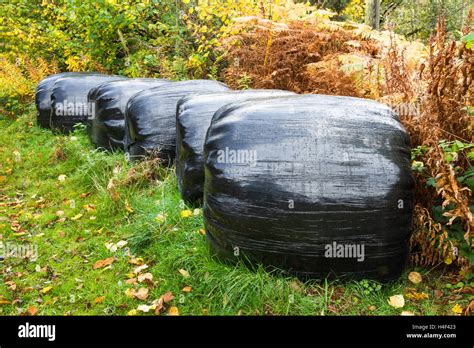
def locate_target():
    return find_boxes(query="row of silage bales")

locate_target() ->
[87,78,170,151]
[35,72,95,128]
[49,74,124,132]
[123,80,230,163]
[34,72,414,282]
[175,89,296,203]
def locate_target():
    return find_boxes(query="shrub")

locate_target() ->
[0,55,57,118]
[384,15,473,269]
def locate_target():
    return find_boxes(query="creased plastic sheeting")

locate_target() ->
[203,94,414,281]
[35,72,90,128]
[176,89,295,203]
[88,78,170,151]
[50,74,124,133]
[124,79,229,163]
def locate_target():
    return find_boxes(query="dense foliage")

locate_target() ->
[305,0,472,40]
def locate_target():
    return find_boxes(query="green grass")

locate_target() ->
[0,106,470,316]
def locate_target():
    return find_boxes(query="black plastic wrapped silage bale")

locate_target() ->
[203,94,414,281]
[176,89,295,203]
[124,79,229,163]
[35,72,90,128]
[50,74,124,133]
[87,78,170,151]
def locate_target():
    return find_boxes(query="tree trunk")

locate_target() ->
[365,0,381,30]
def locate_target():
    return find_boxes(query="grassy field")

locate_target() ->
[0,106,470,316]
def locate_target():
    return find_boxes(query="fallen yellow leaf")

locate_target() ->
[155,213,166,223]
[105,242,117,252]
[71,213,83,221]
[451,304,463,315]
[137,304,154,313]
[133,264,149,274]
[161,291,174,303]
[129,258,144,265]
[40,286,53,294]
[117,240,128,248]
[408,271,422,284]
[105,240,128,253]
[27,306,38,315]
[138,273,154,286]
[388,294,405,308]
[405,291,429,301]
[93,257,115,269]
[125,199,134,213]
[180,210,192,218]
[125,288,135,298]
[401,310,415,316]
[5,281,17,291]
[134,288,149,301]
[168,306,179,316]
[178,269,190,278]
[82,204,96,212]
[94,296,105,304]
[444,256,453,265]
[182,286,192,293]
[127,309,138,316]
[126,278,137,285]
[125,287,149,301]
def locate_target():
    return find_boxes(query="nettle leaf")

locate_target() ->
[459,242,474,264]
[411,161,424,172]
[461,32,474,49]
[444,152,454,163]
[457,167,474,180]
[458,167,474,190]
[446,223,465,241]
[426,177,437,188]
[431,205,447,223]
[454,140,465,150]
[464,178,474,191]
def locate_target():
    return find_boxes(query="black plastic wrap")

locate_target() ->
[50,74,124,133]
[87,78,170,151]
[35,72,89,128]
[176,90,295,203]
[124,80,229,163]
[203,94,414,281]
